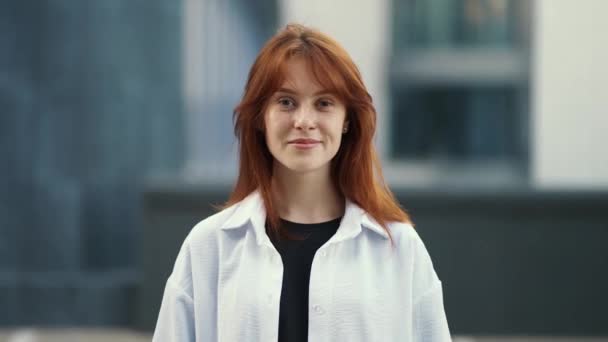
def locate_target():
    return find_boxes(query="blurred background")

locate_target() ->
[1,0,607,341]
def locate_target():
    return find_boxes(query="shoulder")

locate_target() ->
[387,221,442,292]
[170,202,240,268]
[183,201,241,248]
[387,220,434,263]
[167,202,241,286]
[386,220,425,251]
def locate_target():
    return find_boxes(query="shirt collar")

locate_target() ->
[220,189,389,245]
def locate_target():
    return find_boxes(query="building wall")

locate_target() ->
[532,0,608,189]
[279,0,608,190]
[1,0,184,326]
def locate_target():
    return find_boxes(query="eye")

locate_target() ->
[277,97,296,110]
[317,98,334,109]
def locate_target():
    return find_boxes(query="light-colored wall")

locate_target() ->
[278,0,391,157]
[532,0,608,189]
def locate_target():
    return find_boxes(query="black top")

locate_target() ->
[267,216,342,342]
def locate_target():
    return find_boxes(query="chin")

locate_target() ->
[286,164,322,174]
[281,160,328,174]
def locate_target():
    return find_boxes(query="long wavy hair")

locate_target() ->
[220,23,411,244]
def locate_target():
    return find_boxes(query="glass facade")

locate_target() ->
[394,0,525,48]
[390,0,530,173]
[391,86,523,161]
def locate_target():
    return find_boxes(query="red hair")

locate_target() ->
[220,23,411,244]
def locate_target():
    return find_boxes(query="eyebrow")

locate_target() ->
[275,87,336,97]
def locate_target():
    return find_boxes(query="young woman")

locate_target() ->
[153,23,451,342]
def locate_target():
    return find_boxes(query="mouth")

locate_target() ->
[288,139,321,149]
[288,138,321,144]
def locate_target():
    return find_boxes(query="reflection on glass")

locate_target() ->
[394,0,519,48]
[390,86,523,161]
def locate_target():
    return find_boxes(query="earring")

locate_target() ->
[342,126,348,134]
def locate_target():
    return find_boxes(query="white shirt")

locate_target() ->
[152,190,451,341]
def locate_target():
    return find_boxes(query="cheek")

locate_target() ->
[264,114,288,144]
[329,116,347,139]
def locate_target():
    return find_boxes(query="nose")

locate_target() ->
[293,104,317,130]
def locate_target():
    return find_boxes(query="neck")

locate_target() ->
[270,164,344,224]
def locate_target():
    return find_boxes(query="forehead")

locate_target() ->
[276,55,348,98]
[279,57,323,91]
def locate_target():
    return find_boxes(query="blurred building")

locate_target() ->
[1,0,607,337]
[146,0,608,336]
[1,0,191,325]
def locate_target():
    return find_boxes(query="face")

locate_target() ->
[264,57,348,175]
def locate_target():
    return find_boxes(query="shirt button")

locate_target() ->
[313,304,325,315]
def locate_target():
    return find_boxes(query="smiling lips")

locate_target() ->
[288,138,320,149]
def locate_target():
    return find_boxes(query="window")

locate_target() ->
[388,0,531,187]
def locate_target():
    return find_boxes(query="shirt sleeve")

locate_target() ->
[410,230,452,341]
[152,277,196,342]
[413,280,452,341]
[152,237,196,342]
